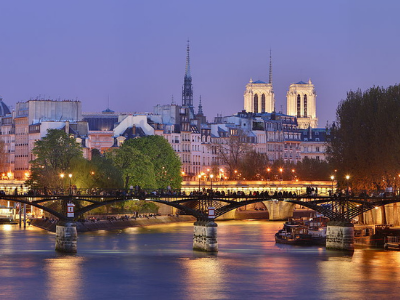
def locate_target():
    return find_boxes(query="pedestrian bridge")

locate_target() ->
[0,191,397,253]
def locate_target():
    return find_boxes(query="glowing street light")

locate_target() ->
[198,174,202,192]
[210,174,214,191]
[330,175,335,194]
[267,167,271,181]
[68,173,72,195]
[346,175,350,195]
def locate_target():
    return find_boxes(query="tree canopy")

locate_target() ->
[327,84,400,192]
[28,129,84,189]
[211,129,252,178]
[108,135,182,190]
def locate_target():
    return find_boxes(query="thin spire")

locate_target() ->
[198,95,203,115]
[182,40,194,107]
[269,49,273,84]
[185,40,191,78]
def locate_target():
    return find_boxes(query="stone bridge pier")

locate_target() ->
[326,221,354,251]
[263,200,295,220]
[55,221,78,253]
[193,220,218,252]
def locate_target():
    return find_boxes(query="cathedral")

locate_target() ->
[244,53,318,129]
[286,79,318,129]
[243,52,275,114]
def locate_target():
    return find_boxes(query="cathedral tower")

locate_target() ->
[286,79,318,129]
[243,51,275,113]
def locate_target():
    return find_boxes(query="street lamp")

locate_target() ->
[330,175,335,195]
[198,174,201,192]
[60,173,65,192]
[279,168,283,182]
[267,167,271,181]
[68,173,72,195]
[346,175,350,195]
[210,174,214,191]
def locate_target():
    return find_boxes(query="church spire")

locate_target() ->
[198,96,203,115]
[182,40,193,107]
[269,49,273,85]
[185,40,191,78]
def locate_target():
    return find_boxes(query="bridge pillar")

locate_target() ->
[193,220,218,252]
[55,221,77,253]
[326,221,354,251]
[263,200,295,220]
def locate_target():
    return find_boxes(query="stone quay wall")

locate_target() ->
[31,215,195,232]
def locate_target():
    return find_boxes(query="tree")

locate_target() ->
[107,144,157,190]
[87,153,123,189]
[124,136,182,189]
[27,129,83,189]
[239,150,269,180]
[295,157,330,181]
[327,84,400,192]
[211,129,253,179]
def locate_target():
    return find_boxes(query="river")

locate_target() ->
[0,220,399,300]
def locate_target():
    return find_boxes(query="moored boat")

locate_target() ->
[384,236,400,250]
[275,217,327,246]
[275,220,313,245]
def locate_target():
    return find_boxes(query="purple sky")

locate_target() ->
[1,1,399,127]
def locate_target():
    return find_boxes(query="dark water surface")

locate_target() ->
[0,221,399,300]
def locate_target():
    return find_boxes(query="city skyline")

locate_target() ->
[0,1,399,126]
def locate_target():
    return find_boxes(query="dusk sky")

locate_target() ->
[0,1,399,127]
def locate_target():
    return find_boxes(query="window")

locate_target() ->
[304,94,307,117]
[261,94,266,112]
[297,95,301,117]
[254,94,259,113]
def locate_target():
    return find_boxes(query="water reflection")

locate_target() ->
[180,256,224,299]
[44,255,85,300]
[0,222,400,299]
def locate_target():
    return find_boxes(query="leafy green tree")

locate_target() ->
[327,84,400,192]
[124,136,182,189]
[107,140,157,190]
[88,153,123,189]
[27,129,83,189]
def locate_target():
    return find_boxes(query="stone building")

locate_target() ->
[243,52,275,114]
[286,79,318,129]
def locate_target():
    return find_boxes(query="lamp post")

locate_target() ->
[210,174,214,191]
[60,173,65,193]
[267,167,271,181]
[68,173,72,195]
[330,175,335,195]
[279,168,283,183]
[198,174,201,192]
[346,175,350,196]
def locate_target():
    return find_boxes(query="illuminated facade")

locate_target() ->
[243,52,275,113]
[286,79,318,129]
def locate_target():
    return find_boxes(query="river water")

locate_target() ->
[0,220,399,300]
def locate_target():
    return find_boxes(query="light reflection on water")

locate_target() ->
[0,221,399,299]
